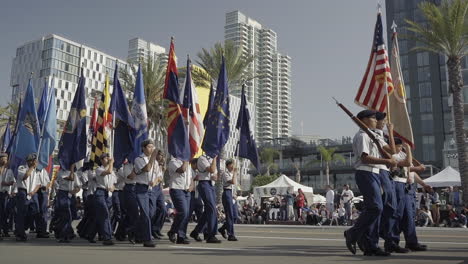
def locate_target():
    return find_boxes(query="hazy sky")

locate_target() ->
[0,0,385,139]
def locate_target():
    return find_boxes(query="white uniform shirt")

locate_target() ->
[353,129,381,170]
[120,163,136,185]
[77,170,89,190]
[37,169,50,187]
[326,190,335,204]
[0,168,15,194]
[87,170,97,194]
[392,151,410,183]
[57,170,81,192]
[341,189,354,203]
[168,158,192,190]
[115,168,126,191]
[373,129,389,171]
[17,165,40,193]
[134,154,159,185]
[197,155,216,181]
[222,170,234,190]
[95,166,116,191]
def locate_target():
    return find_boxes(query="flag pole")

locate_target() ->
[186,55,191,158]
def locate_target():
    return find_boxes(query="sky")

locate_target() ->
[0,0,386,140]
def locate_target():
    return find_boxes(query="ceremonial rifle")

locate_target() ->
[332,97,392,160]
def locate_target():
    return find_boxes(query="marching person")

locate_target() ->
[133,139,158,248]
[152,150,167,239]
[344,110,396,256]
[15,153,42,242]
[167,156,192,244]
[120,159,138,244]
[0,153,15,239]
[112,164,126,241]
[218,159,238,241]
[190,155,221,243]
[389,138,429,252]
[36,162,51,239]
[94,153,116,246]
[54,163,81,243]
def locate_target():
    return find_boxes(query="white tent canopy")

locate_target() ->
[253,174,314,203]
[424,166,461,187]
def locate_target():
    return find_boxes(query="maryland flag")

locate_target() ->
[90,73,112,167]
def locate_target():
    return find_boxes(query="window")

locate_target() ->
[100,54,103,63]
[96,64,100,71]
[92,72,96,79]
[59,110,63,119]
[66,44,71,53]
[64,63,69,72]
[68,92,71,101]
[420,98,433,113]
[88,50,91,59]
[422,136,435,161]
[418,67,431,82]
[58,79,62,88]
[65,82,69,90]
[417,52,429,66]
[94,52,97,61]
[400,55,408,69]
[421,114,433,134]
[61,90,65,99]
[405,83,411,98]
[418,82,431,97]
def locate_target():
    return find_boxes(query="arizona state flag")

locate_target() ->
[90,73,111,167]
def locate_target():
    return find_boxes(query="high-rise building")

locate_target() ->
[127,37,167,64]
[225,10,292,144]
[385,0,451,168]
[10,34,127,132]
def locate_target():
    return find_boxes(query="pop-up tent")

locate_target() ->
[424,166,461,187]
[253,174,314,203]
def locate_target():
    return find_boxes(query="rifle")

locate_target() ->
[333,97,392,160]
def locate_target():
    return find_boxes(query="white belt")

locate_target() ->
[356,166,380,174]
[393,177,407,183]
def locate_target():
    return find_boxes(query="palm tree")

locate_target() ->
[315,146,346,186]
[405,0,468,202]
[260,147,279,176]
[120,55,168,150]
[194,40,255,90]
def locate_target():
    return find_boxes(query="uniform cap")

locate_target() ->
[356,110,377,120]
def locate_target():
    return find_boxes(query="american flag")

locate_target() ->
[355,13,394,112]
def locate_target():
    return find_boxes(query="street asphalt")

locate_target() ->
[0,224,467,264]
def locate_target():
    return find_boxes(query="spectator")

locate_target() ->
[340,184,354,224]
[246,193,255,208]
[449,187,464,211]
[295,189,306,220]
[285,191,294,221]
[318,204,328,225]
[417,206,433,227]
[351,207,360,225]
[325,185,335,218]
[330,208,339,226]
[337,203,346,225]
[431,188,441,226]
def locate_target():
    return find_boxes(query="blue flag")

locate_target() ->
[201,56,230,157]
[1,118,11,153]
[129,64,149,162]
[37,78,49,130]
[58,69,87,170]
[235,84,260,169]
[109,63,135,168]
[37,80,57,170]
[14,79,40,164]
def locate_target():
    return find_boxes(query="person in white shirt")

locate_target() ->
[167,156,191,244]
[341,184,354,224]
[112,164,126,241]
[189,155,222,243]
[151,150,167,239]
[218,159,238,241]
[0,153,14,239]
[120,159,139,243]
[35,164,51,239]
[94,153,116,246]
[132,139,158,248]
[325,185,335,218]
[54,163,81,243]
[15,153,42,241]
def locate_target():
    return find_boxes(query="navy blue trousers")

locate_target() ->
[169,189,191,239]
[37,189,49,234]
[189,191,204,223]
[53,190,74,240]
[221,189,235,236]
[111,190,122,234]
[346,170,383,250]
[0,192,8,234]
[123,184,139,237]
[135,184,152,241]
[94,189,112,241]
[390,182,419,246]
[15,189,41,238]
[378,170,397,248]
[193,181,218,238]
[152,185,166,233]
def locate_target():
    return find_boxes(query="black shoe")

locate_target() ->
[364,247,391,256]
[190,231,202,242]
[88,239,96,243]
[36,233,50,238]
[218,228,227,239]
[167,232,176,243]
[357,237,367,252]
[176,238,190,244]
[344,230,356,255]
[227,235,238,241]
[143,241,156,248]
[387,245,409,254]
[206,236,222,243]
[406,244,427,251]
[128,234,135,244]
[102,240,115,246]
[134,239,143,244]
[156,231,164,237]
[152,232,161,240]
[58,239,70,243]
[16,236,27,242]
[3,233,10,238]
